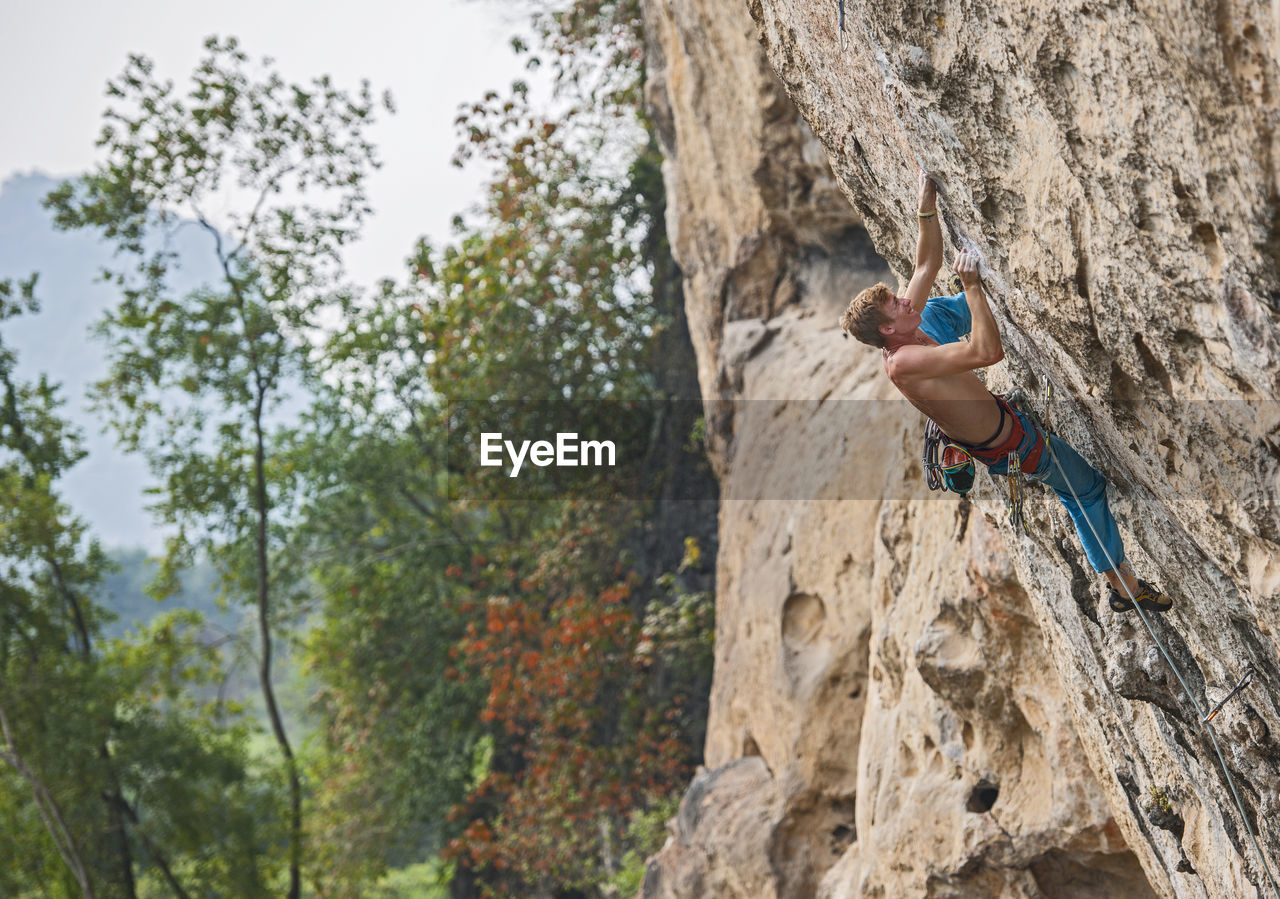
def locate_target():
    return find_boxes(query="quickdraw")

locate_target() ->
[1006,449,1028,534]
[1203,664,1255,723]
[1042,381,1053,435]
[999,385,1056,536]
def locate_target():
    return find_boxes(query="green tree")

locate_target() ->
[288,386,489,894]
[297,1,715,894]
[0,275,102,896]
[45,37,391,897]
[0,278,272,897]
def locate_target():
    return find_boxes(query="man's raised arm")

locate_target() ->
[904,171,943,311]
[955,249,1003,366]
[888,247,1004,381]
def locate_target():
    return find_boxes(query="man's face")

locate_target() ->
[878,294,920,337]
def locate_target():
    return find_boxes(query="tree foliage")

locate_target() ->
[439,516,711,893]
[45,36,391,898]
[0,278,273,898]
[291,396,489,893]
[298,1,714,895]
[4,3,713,895]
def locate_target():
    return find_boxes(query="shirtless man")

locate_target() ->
[841,172,1170,613]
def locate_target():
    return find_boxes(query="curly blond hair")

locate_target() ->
[840,283,893,348]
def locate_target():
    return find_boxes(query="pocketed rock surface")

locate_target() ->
[639,0,1280,896]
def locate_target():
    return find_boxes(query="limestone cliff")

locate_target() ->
[639,0,1280,896]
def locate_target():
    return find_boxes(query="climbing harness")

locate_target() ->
[924,391,1042,533]
[923,420,975,494]
[922,391,1044,519]
[1046,441,1280,898]
[1203,664,1255,723]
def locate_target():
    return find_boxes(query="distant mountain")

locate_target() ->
[0,171,222,550]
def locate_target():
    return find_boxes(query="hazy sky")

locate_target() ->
[1,0,534,285]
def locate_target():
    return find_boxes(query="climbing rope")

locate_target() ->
[1042,438,1280,898]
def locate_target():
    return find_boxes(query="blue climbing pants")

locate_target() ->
[986,410,1125,574]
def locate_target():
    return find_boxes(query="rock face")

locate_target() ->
[640,0,1280,896]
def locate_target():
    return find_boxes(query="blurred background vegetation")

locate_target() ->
[0,1,717,896]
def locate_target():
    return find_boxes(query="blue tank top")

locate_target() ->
[918,292,971,345]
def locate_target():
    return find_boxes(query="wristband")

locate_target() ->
[917,210,937,219]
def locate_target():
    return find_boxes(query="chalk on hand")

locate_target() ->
[960,239,993,282]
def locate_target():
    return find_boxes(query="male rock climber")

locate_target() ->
[840,172,1170,613]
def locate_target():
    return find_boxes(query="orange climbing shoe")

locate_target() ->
[1108,579,1172,613]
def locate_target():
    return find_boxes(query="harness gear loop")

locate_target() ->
[923,419,944,491]
[923,420,975,494]
[1203,664,1256,723]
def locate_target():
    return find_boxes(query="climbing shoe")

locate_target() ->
[948,273,964,295]
[1107,579,1172,614]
